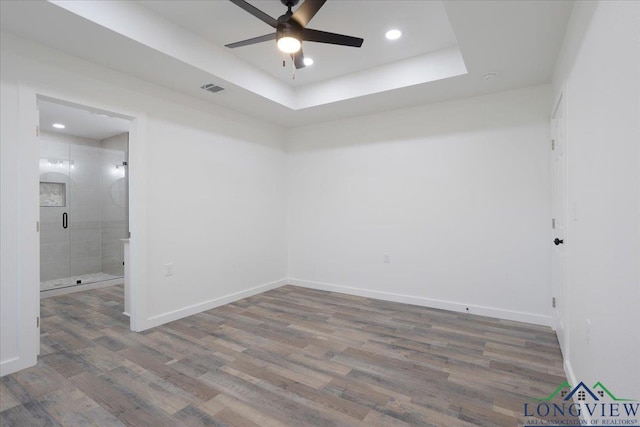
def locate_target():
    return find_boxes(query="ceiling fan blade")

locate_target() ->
[292,49,306,69]
[291,0,326,27]
[225,33,275,48]
[301,28,363,47]
[228,0,278,28]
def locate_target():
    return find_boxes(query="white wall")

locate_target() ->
[1,34,287,374]
[144,113,287,319]
[287,85,553,325]
[552,1,640,401]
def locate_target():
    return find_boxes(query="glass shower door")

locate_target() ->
[39,140,72,291]
[68,143,103,285]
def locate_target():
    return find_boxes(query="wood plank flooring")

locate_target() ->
[1,285,577,426]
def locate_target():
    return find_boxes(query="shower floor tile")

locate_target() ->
[40,272,122,292]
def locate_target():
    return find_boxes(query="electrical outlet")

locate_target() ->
[586,318,591,344]
[383,253,391,263]
[164,263,173,276]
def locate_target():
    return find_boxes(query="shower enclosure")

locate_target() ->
[39,131,128,292]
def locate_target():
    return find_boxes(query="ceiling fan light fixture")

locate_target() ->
[226,0,364,70]
[303,57,314,66]
[277,36,301,53]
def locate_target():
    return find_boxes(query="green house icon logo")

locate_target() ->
[536,381,634,402]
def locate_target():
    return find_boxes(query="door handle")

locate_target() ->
[554,238,563,245]
[62,212,68,229]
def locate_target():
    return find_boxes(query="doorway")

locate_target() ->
[0,89,143,376]
[38,99,130,296]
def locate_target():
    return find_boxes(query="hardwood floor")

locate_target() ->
[1,285,577,426]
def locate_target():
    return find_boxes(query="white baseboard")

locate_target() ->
[0,357,20,377]
[564,358,578,388]
[287,278,552,327]
[564,359,590,426]
[1,356,35,377]
[142,279,287,330]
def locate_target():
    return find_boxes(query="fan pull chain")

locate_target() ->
[291,55,296,80]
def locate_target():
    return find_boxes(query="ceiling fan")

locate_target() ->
[225,0,364,69]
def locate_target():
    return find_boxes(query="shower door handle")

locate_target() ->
[62,212,68,229]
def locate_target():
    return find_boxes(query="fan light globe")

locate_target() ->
[277,36,301,53]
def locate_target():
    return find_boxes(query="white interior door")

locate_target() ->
[551,94,568,358]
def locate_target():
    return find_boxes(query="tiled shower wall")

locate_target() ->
[39,132,127,283]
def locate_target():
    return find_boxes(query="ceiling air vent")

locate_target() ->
[200,83,224,93]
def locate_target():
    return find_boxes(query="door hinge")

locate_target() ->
[122,161,127,166]
[552,218,556,229]
[36,221,40,232]
[551,139,555,150]
[37,317,40,328]
[552,297,556,308]
[36,126,40,137]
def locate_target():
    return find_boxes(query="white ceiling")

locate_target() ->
[0,0,573,127]
[138,0,459,87]
[39,99,131,140]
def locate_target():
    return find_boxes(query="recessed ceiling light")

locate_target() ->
[482,72,498,81]
[385,29,402,40]
[52,123,66,129]
[303,57,314,66]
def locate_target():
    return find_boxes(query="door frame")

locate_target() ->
[551,90,569,359]
[1,85,41,375]
[35,92,147,332]
[2,86,148,375]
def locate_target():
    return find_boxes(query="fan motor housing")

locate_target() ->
[276,20,302,42]
[281,0,300,7]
